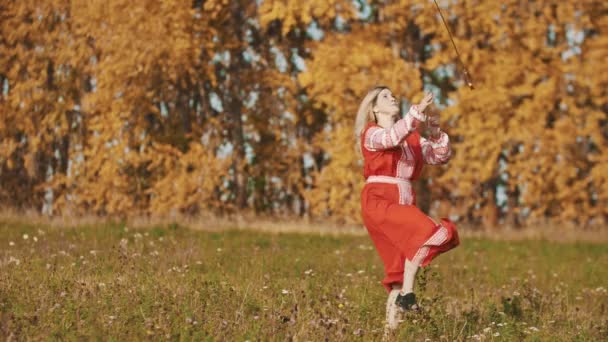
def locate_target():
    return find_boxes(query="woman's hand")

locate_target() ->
[428,114,441,140]
[417,92,434,112]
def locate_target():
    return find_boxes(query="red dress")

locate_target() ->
[360,106,460,293]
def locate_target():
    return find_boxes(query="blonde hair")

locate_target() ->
[354,86,389,157]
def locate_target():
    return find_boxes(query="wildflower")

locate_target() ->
[281,289,289,294]
[304,269,313,275]
[22,234,29,240]
[33,236,38,242]
[529,326,540,332]
[216,248,222,252]
[493,332,500,337]
[9,241,14,246]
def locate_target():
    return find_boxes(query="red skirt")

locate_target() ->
[361,182,460,293]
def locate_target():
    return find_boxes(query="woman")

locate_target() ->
[355,86,460,330]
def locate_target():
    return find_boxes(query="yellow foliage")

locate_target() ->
[298,26,422,223]
[0,0,605,226]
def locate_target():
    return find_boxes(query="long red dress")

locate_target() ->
[360,106,460,293]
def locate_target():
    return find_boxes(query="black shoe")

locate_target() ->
[395,292,419,311]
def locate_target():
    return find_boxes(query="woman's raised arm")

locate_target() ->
[363,105,426,151]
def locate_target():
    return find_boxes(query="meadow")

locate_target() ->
[1,220,606,341]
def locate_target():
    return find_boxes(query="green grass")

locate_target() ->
[1,221,607,341]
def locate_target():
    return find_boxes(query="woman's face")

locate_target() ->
[373,88,399,117]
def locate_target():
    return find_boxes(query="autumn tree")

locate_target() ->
[1,0,605,227]
[415,0,608,226]
[295,0,607,226]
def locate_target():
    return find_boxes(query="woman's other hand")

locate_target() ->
[417,92,434,112]
[428,114,441,140]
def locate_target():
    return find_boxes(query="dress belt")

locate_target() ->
[366,175,411,185]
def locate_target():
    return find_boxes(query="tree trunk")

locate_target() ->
[228,1,247,209]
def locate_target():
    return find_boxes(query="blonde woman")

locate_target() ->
[355,86,460,330]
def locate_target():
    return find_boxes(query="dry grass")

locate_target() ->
[1,208,606,242]
[1,218,607,340]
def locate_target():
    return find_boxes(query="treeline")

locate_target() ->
[1,0,606,227]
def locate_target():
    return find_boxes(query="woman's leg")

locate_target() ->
[385,284,401,330]
[374,204,450,310]
[400,224,449,295]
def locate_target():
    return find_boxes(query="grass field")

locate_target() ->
[1,220,606,341]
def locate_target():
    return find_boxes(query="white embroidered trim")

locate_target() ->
[411,226,449,265]
[429,132,449,149]
[366,175,411,185]
[408,104,427,122]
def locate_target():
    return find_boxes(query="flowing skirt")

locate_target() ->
[361,182,460,293]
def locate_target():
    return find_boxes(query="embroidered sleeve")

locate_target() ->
[363,105,426,151]
[421,131,452,165]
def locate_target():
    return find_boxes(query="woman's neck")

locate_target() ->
[377,115,396,129]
